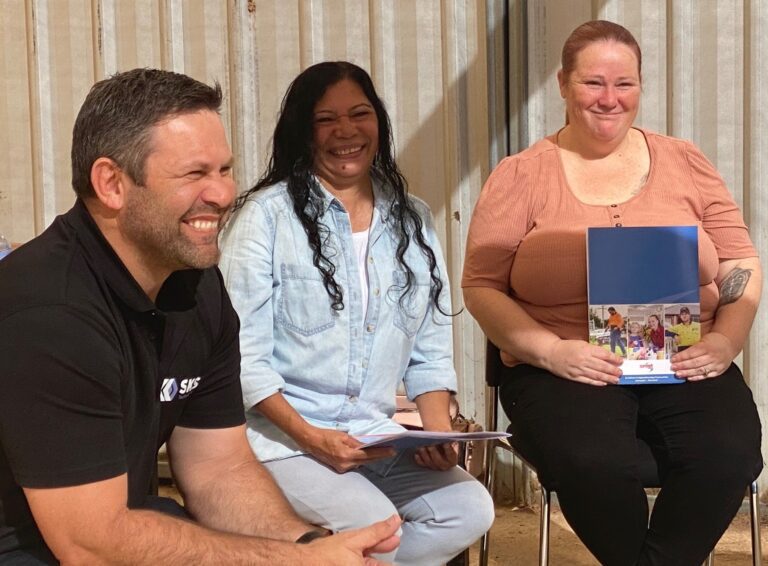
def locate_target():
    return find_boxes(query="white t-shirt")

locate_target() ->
[352,228,370,323]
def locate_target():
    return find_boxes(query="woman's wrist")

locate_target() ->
[295,422,322,452]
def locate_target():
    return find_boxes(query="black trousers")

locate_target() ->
[499,363,763,566]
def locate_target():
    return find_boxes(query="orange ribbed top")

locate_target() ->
[462,129,756,357]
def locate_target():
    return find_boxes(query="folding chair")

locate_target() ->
[479,340,761,566]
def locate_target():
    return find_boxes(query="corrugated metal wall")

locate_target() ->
[0,0,492,420]
[2,0,767,495]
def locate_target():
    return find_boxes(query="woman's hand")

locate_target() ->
[545,339,623,386]
[301,428,395,473]
[412,391,458,470]
[414,442,459,471]
[670,331,735,381]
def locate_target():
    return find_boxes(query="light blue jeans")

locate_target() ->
[264,450,495,565]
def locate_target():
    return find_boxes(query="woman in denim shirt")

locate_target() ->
[219,61,493,565]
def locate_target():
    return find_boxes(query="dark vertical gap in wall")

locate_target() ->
[519,0,529,152]
[665,0,674,135]
[503,0,511,158]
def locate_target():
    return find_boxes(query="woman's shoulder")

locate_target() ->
[373,175,433,220]
[503,135,558,164]
[639,128,698,153]
[223,182,292,238]
[239,181,291,209]
[488,136,558,180]
[405,193,432,218]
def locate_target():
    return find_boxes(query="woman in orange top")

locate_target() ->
[462,20,762,566]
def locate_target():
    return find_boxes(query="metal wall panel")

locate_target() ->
[0,0,492,421]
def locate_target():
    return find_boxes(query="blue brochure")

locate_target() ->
[586,226,700,385]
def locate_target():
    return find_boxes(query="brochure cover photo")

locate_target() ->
[586,226,700,385]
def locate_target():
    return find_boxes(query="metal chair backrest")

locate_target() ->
[484,341,505,436]
[485,340,505,388]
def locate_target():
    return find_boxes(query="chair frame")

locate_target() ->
[479,343,762,566]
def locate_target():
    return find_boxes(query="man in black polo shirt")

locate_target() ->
[0,69,398,565]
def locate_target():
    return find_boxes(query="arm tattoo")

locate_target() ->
[718,267,753,307]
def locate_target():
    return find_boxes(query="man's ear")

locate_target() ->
[90,158,129,211]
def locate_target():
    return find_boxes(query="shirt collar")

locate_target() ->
[310,171,395,226]
[66,199,201,314]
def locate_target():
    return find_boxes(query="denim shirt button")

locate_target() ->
[362,360,368,369]
[349,395,358,403]
[366,324,375,333]
[373,288,380,296]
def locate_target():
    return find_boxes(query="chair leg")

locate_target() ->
[750,481,762,566]
[539,485,550,566]
[479,442,497,566]
[701,481,761,566]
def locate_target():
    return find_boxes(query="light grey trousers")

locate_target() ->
[264,450,495,566]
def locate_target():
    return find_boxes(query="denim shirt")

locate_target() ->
[219,178,457,462]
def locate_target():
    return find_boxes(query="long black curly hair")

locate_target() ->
[236,61,446,314]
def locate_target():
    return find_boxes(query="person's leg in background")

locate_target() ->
[360,450,495,566]
[499,364,648,566]
[610,328,626,356]
[636,364,763,566]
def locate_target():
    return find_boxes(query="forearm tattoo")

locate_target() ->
[718,267,753,307]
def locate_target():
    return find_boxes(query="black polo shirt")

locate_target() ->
[0,199,245,555]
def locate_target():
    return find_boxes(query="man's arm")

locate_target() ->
[24,470,400,565]
[166,423,309,539]
[24,475,304,564]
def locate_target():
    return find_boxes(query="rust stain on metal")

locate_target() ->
[453,211,461,222]
[247,0,256,13]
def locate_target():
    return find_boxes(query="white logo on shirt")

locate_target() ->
[160,377,201,402]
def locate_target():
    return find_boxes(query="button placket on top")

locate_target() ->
[326,203,363,423]
[609,203,623,227]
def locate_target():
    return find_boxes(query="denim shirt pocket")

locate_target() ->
[277,263,335,336]
[391,270,432,338]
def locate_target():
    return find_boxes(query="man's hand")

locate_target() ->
[545,339,623,386]
[307,515,401,565]
[414,442,459,470]
[24,472,399,565]
[302,428,395,473]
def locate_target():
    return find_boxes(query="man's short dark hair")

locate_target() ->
[680,306,690,314]
[71,68,223,198]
